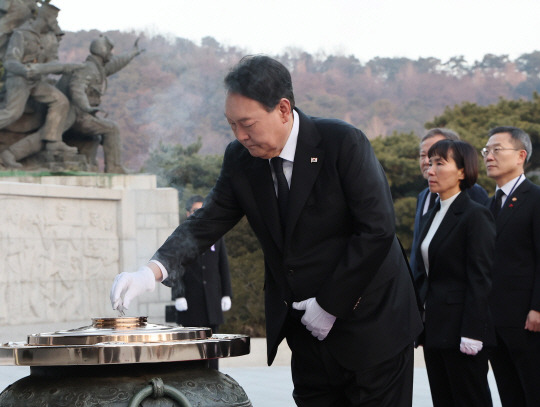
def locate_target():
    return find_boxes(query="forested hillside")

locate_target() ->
[58,30,540,170]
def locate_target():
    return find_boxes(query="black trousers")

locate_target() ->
[489,327,540,407]
[285,314,414,407]
[423,347,492,407]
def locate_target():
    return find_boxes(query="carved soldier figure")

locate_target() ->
[0,3,80,168]
[57,35,143,173]
[0,0,37,55]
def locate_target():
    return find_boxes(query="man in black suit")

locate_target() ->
[482,126,540,406]
[111,55,422,406]
[172,195,232,370]
[410,128,488,280]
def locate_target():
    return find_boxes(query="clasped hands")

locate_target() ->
[175,296,232,312]
[460,337,483,355]
[292,297,336,340]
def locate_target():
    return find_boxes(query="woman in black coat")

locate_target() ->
[414,139,496,407]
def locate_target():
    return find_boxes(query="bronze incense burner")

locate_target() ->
[0,317,252,406]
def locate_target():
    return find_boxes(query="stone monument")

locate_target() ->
[0,4,172,330]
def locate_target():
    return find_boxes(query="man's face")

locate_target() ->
[225,93,292,159]
[186,201,203,218]
[483,132,525,186]
[419,135,446,179]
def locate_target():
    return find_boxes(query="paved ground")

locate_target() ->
[223,339,501,407]
[0,324,502,406]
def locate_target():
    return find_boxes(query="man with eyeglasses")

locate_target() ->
[482,126,540,406]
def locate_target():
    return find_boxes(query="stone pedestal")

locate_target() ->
[0,174,178,326]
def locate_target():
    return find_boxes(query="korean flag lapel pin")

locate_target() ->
[310,157,318,163]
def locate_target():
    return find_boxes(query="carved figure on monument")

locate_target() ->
[0,2,82,168]
[57,35,144,173]
[0,0,37,55]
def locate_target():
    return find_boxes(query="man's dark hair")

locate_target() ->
[224,55,295,112]
[421,128,460,143]
[185,194,204,212]
[487,126,532,163]
[428,139,478,190]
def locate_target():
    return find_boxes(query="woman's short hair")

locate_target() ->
[428,139,478,190]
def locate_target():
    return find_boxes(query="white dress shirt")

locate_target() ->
[269,109,299,193]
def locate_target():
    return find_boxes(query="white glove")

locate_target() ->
[460,337,483,355]
[175,297,188,311]
[292,297,336,340]
[221,296,231,311]
[110,266,156,312]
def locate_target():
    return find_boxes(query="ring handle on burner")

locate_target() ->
[128,377,192,407]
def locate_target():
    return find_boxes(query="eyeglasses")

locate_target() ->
[481,147,520,158]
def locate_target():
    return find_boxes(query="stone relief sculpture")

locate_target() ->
[0,1,143,172]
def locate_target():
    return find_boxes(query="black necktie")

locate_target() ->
[271,157,289,230]
[491,189,504,218]
[433,200,441,213]
[422,192,437,217]
[428,192,437,211]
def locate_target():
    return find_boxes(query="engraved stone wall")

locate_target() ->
[0,175,178,326]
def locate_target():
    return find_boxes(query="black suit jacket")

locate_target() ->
[488,179,540,327]
[410,184,488,281]
[153,108,422,368]
[415,192,496,348]
[171,238,232,327]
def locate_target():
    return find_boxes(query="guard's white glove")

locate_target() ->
[221,296,231,311]
[292,297,336,340]
[460,337,483,355]
[175,297,188,311]
[110,266,156,312]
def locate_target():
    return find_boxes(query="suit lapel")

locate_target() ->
[285,111,323,245]
[496,180,531,233]
[428,193,467,269]
[419,189,429,213]
[417,198,437,248]
[414,189,429,232]
[246,157,284,249]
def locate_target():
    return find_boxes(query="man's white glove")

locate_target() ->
[175,297,188,311]
[110,266,156,312]
[292,297,336,340]
[221,296,231,311]
[460,337,483,355]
